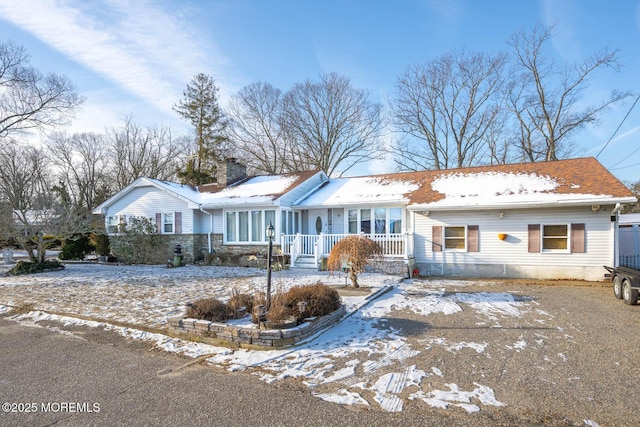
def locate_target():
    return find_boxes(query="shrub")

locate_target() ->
[8,260,64,275]
[255,282,341,324]
[228,289,254,319]
[284,282,341,320]
[59,235,94,260]
[265,302,292,323]
[251,292,267,323]
[92,234,110,256]
[110,217,160,264]
[185,298,229,322]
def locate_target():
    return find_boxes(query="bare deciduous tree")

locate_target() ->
[507,24,630,161]
[227,82,290,175]
[0,143,92,263]
[390,50,508,170]
[46,131,112,212]
[106,116,188,191]
[0,40,83,139]
[281,72,384,177]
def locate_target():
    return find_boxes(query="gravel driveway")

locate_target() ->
[377,280,640,426]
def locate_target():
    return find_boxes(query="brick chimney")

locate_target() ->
[216,158,247,188]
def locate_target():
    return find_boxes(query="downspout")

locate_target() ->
[611,203,621,267]
[199,205,213,254]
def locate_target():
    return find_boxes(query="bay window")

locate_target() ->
[225,209,276,243]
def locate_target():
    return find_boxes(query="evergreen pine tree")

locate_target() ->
[174,73,229,185]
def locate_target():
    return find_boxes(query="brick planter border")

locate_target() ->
[167,304,346,350]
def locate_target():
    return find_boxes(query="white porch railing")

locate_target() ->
[282,233,409,266]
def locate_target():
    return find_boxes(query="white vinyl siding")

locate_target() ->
[104,186,192,234]
[413,206,612,268]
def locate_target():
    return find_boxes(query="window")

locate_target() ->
[251,210,263,242]
[106,215,119,234]
[374,208,386,234]
[360,209,371,233]
[265,210,275,231]
[348,209,358,234]
[238,211,249,242]
[225,209,276,243]
[226,211,236,242]
[542,224,568,250]
[163,213,174,234]
[432,225,479,252]
[529,223,584,253]
[347,208,403,235]
[389,208,402,233]
[444,226,466,250]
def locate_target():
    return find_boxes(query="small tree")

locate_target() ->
[109,217,160,264]
[327,235,382,288]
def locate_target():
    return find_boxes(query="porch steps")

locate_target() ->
[291,255,317,269]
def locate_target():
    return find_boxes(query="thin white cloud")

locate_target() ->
[0,0,240,115]
[541,0,583,61]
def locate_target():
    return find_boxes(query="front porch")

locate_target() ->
[281,233,413,269]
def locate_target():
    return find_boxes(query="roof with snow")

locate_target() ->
[93,170,324,214]
[297,157,635,210]
[94,158,635,214]
[198,170,321,207]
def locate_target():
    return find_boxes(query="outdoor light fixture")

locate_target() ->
[266,223,275,239]
[265,222,275,310]
[499,211,504,219]
[592,205,600,213]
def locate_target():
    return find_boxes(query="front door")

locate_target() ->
[308,209,327,235]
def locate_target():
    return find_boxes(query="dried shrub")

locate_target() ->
[185,298,229,322]
[251,292,267,323]
[285,282,341,320]
[265,301,292,323]
[327,235,383,287]
[228,289,254,319]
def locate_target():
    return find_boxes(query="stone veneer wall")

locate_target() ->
[167,305,346,349]
[144,234,210,264]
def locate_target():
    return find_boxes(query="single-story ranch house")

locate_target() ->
[93,157,636,281]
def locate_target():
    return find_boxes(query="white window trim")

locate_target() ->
[162,212,175,235]
[541,223,570,253]
[106,215,119,234]
[443,225,467,252]
[224,209,277,244]
[345,207,404,235]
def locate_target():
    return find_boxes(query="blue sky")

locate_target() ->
[0,0,639,182]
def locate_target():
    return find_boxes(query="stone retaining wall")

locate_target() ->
[167,304,346,350]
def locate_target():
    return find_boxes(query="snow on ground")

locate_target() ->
[0,263,548,414]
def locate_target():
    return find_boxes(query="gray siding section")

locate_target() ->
[194,209,223,234]
[331,209,344,234]
[280,172,327,207]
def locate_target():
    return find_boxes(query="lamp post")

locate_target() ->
[265,222,275,310]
